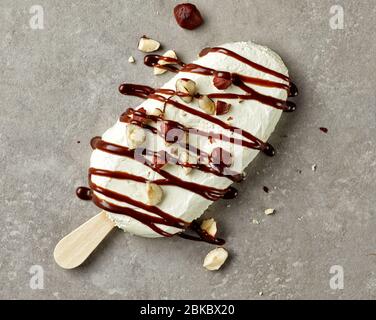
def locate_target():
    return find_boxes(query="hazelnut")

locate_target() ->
[216,100,231,115]
[213,71,232,90]
[201,218,217,237]
[127,124,146,149]
[154,50,177,75]
[138,36,161,53]
[264,208,276,216]
[174,3,203,30]
[175,78,196,103]
[198,95,215,115]
[146,182,163,205]
[203,247,228,271]
[179,150,193,175]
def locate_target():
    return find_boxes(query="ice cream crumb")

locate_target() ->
[312,164,317,171]
[128,56,135,63]
[252,219,260,225]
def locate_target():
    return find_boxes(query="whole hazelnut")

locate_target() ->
[174,3,204,30]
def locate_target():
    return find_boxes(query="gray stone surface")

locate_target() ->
[1,0,376,300]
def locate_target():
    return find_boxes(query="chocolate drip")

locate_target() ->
[199,47,290,82]
[90,136,101,149]
[76,186,92,200]
[144,55,185,73]
[289,82,299,97]
[118,88,274,156]
[121,107,266,153]
[119,83,155,99]
[179,221,225,245]
[92,192,223,243]
[161,97,274,156]
[88,177,225,243]
[91,137,243,183]
[181,64,294,112]
[91,193,178,237]
[90,181,187,228]
[89,167,237,202]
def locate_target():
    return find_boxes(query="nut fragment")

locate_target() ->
[216,100,231,115]
[138,36,161,53]
[264,208,275,215]
[146,182,163,205]
[176,78,196,103]
[148,108,163,117]
[213,71,232,90]
[198,95,215,115]
[180,150,193,175]
[127,124,146,149]
[201,218,217,237]
[128,56,135,63]
[154,50,177,75]
[203,247,228,271]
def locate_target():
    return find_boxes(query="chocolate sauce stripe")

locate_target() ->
[154,88,289,106]
[91,137,243,184]
[121,108,261,151]
[157,96,275,155]
[119,91,273,156]
[181,63,289,92]
[152,88,290,111]
[89,167,235,201]
[179,63,292,111]
[89,179,187,228]
[92,192,224,244]
[237,74,289,91]
[233,79,296,112]
[199,47,290,83]
[91,193,176,237]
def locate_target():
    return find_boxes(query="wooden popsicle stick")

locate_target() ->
[54,211,115,269]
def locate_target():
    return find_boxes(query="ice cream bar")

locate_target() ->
[78,41,297,243]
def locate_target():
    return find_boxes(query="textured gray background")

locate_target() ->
[1,0,376,300]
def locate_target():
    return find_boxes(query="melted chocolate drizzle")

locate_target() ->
[77,46,299,245]
[76,186,92,200]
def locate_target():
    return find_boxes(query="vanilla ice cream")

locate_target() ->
[88,41,293,239]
